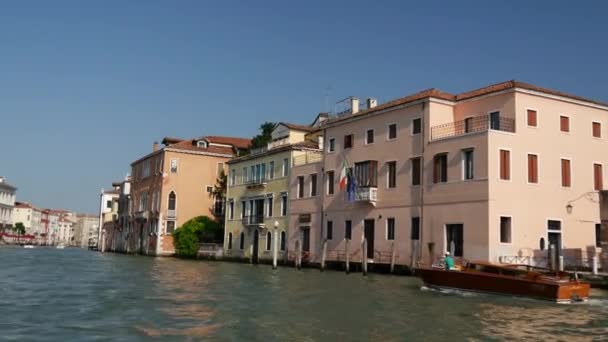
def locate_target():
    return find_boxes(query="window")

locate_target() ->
[310,174,318,196]
[548,220,561,231]
[326,221,333,240]
[464,117,473,133]
[490,111,500,130]
[243,167,248,183]
[500,217,512,243]
[596,224,602,248]
[328,138,336,152]
[387,161,397,188]
[527,154,538,184]
[345,220,352,240]
[140,192,148,211]
[269,161,275,179]
[281,194,287,216]
[230,169,236,186]
[527,109,537,127]
[594,163,603,191]
[388,124,397,140]
[206,186,213,193]
[166,221,175,234]
[228,232,233,249]
[327,171,335,195]
[433,154,448,183]
[239,232,245,250]
[354,161,378,187]
[266,231,272,251]
[593,122,602,138]
[241,201,246,218]
[344,134,353,149]
[282,158,289,177]
[168,191,176,210]
[267,197,273,217]
[365,129,374,144]
[297,176,304,198]
[170,159,178,173]
[106,200,112,209]
[411,217,420,240]
[463,149,474,180]
[412,118,421,134]
[560,115,570,132]
[217,162,224,177]
[561,159,571,187]
[142,160,151,178]
[499,150,510,180]
[197,140,208,148]
[280,231,286,251]
[228,200,234,220]
[387,218,395,240]
[411,157,421,186]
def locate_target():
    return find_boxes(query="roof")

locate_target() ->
[227,140,320,164]
[168,139,236,156]
[279,122,315,133]
[202,136,251,149]
[325,80,608,126]
[15,202,34,209]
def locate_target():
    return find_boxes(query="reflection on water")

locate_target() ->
[0,247,606,341]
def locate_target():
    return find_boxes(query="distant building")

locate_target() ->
[0,177,17,231]
[97,187,119,251]
[13,202,43,240]
[73,214,99,248]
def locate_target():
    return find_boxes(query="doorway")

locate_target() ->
[301,227,310,253]
[252,230,259,264]
[364,219,375,259]
[445,224,463,257]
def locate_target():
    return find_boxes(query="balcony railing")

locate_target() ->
[430,114,515,141]
[242,215,265,226]
[166,209,176,219]
[355,187,378,203]
[245,177,267,187]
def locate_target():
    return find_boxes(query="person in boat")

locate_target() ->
[444,252,455,270]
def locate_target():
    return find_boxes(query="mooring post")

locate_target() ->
[390,241,396,274]
[592,256,598,275]
[549,244,557,271]
[272,228,278,270]
[559,256,564,272]
[345,239,350,274]
[320,239,327,272]
[362,239,368,276]
[295,239,300,270]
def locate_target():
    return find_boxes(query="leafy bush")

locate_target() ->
[172,216,222,258]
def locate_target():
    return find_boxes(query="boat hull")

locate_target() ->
[417,268,590,303]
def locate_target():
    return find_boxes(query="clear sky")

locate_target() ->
[1,0,607,213]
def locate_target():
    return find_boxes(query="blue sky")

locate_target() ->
[1,0,607,213]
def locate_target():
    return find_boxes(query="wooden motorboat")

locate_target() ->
[416,261,590,303]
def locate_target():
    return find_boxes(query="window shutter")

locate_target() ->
[527,110,537,127]
[500,150,510,180]
[593,122,601,138]
[595,164,603,191]
[560,116,569,132]
[561,159,571,187]
[528,154,538,183]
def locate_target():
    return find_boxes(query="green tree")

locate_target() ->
[172,216,222,258]
[249,122,277,150]
[14,222,25,244]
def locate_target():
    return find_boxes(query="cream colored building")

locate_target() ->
[224,122,322,263]
[13,202,42,237]
[288,81,607,270]
[0,177,17,230]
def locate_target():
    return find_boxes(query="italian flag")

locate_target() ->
[339,160,349,190]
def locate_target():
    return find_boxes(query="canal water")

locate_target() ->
[1,248,607,341]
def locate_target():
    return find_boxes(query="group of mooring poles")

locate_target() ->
[290,239,398,276]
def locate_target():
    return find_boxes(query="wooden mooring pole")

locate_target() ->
[362,239,368,276]
[295,239,302,270]
[345,239,350,274]
[390,241,396,274]
[320,239,327,272]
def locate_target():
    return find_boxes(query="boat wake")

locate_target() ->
[420,285,479,298]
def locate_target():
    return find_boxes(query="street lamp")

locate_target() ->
[273,220,279,270]
[566,203,573,214]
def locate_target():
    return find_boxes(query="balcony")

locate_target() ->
[430,114,515,141]
[245,177,267,188]
[242,215,265,226]
[355,187,378,204]
[166,209,176,219]
[293,151,323,166]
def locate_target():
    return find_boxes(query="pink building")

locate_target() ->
[289,81,607,270]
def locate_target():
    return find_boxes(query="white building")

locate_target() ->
[13,202,43,237]
[0,177,17,230]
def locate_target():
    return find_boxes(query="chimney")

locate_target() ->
[153,141,159,152]
[350,97,360,114]
[367,98,377,109]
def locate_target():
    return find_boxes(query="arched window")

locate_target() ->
[228,232,233,249]
[266,231,272,251]
[280,231,286,251]
[239,232,245,250]
[168,191,176,210]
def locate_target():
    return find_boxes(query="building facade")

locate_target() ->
[73,214,99,247]
[13,202,43,240]
[224,122,323,263]
[287,81,607,270]
[0,177,17,230]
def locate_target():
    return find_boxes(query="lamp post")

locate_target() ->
[273,220,279,270]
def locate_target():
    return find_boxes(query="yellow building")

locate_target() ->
[224,121,323,263]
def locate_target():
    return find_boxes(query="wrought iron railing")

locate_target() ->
[242,215,265,225]
[431,115,515,141]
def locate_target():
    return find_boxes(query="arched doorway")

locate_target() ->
[252,230,259,264]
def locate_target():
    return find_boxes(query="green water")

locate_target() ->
[1,247,606,341]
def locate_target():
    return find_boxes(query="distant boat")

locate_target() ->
[56,244,66,249]
[23,245,35,249]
